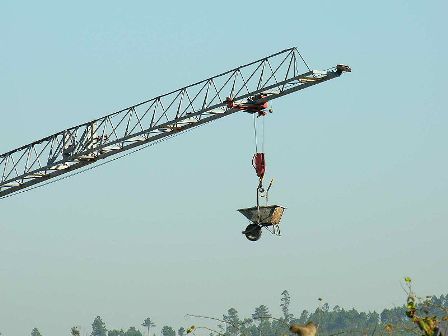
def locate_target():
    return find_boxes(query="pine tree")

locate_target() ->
[31,328,43,336]
[161,326,175,336]
[91,316,107,336]
[280,290,294,323]
[125,327,143,336]
[71,326,81,336]
[142,318,156,336]
[223,308,242,336]
[252,305,271,336]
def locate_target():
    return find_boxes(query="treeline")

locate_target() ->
[217,292,447,336]
[26,291,448,336]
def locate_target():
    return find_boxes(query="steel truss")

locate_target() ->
[0,47,349,198]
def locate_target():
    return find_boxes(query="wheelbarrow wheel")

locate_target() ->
[243,223,262,241]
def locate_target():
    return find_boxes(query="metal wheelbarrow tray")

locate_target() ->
[237,205,286,226]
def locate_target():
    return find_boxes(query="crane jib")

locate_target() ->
[0,48,350,198]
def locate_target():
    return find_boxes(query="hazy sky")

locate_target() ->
[1,1,447,335]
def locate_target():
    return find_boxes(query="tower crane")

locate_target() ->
[0,48,350,201]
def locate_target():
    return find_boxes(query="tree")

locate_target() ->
[280,290,294,323]
[142,318,156,336]
[177,327,185,336]
[251,306,271,336]
[31,328,43,336]
[367,311,379,326]
[71,327,81,336]
[108,330,125,336]
[91,316,107,336]
[161,326,175,336]
[298,310,309,324]
[252,305,270,320]
[125,327,143,336]
[223,308,242,336]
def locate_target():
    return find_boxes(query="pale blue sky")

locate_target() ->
[1,1,447,336]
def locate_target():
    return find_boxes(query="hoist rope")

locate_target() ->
[252,113,266,154]
[253,112,258,153]
[262,115,265,153]
[251,110,268,224]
